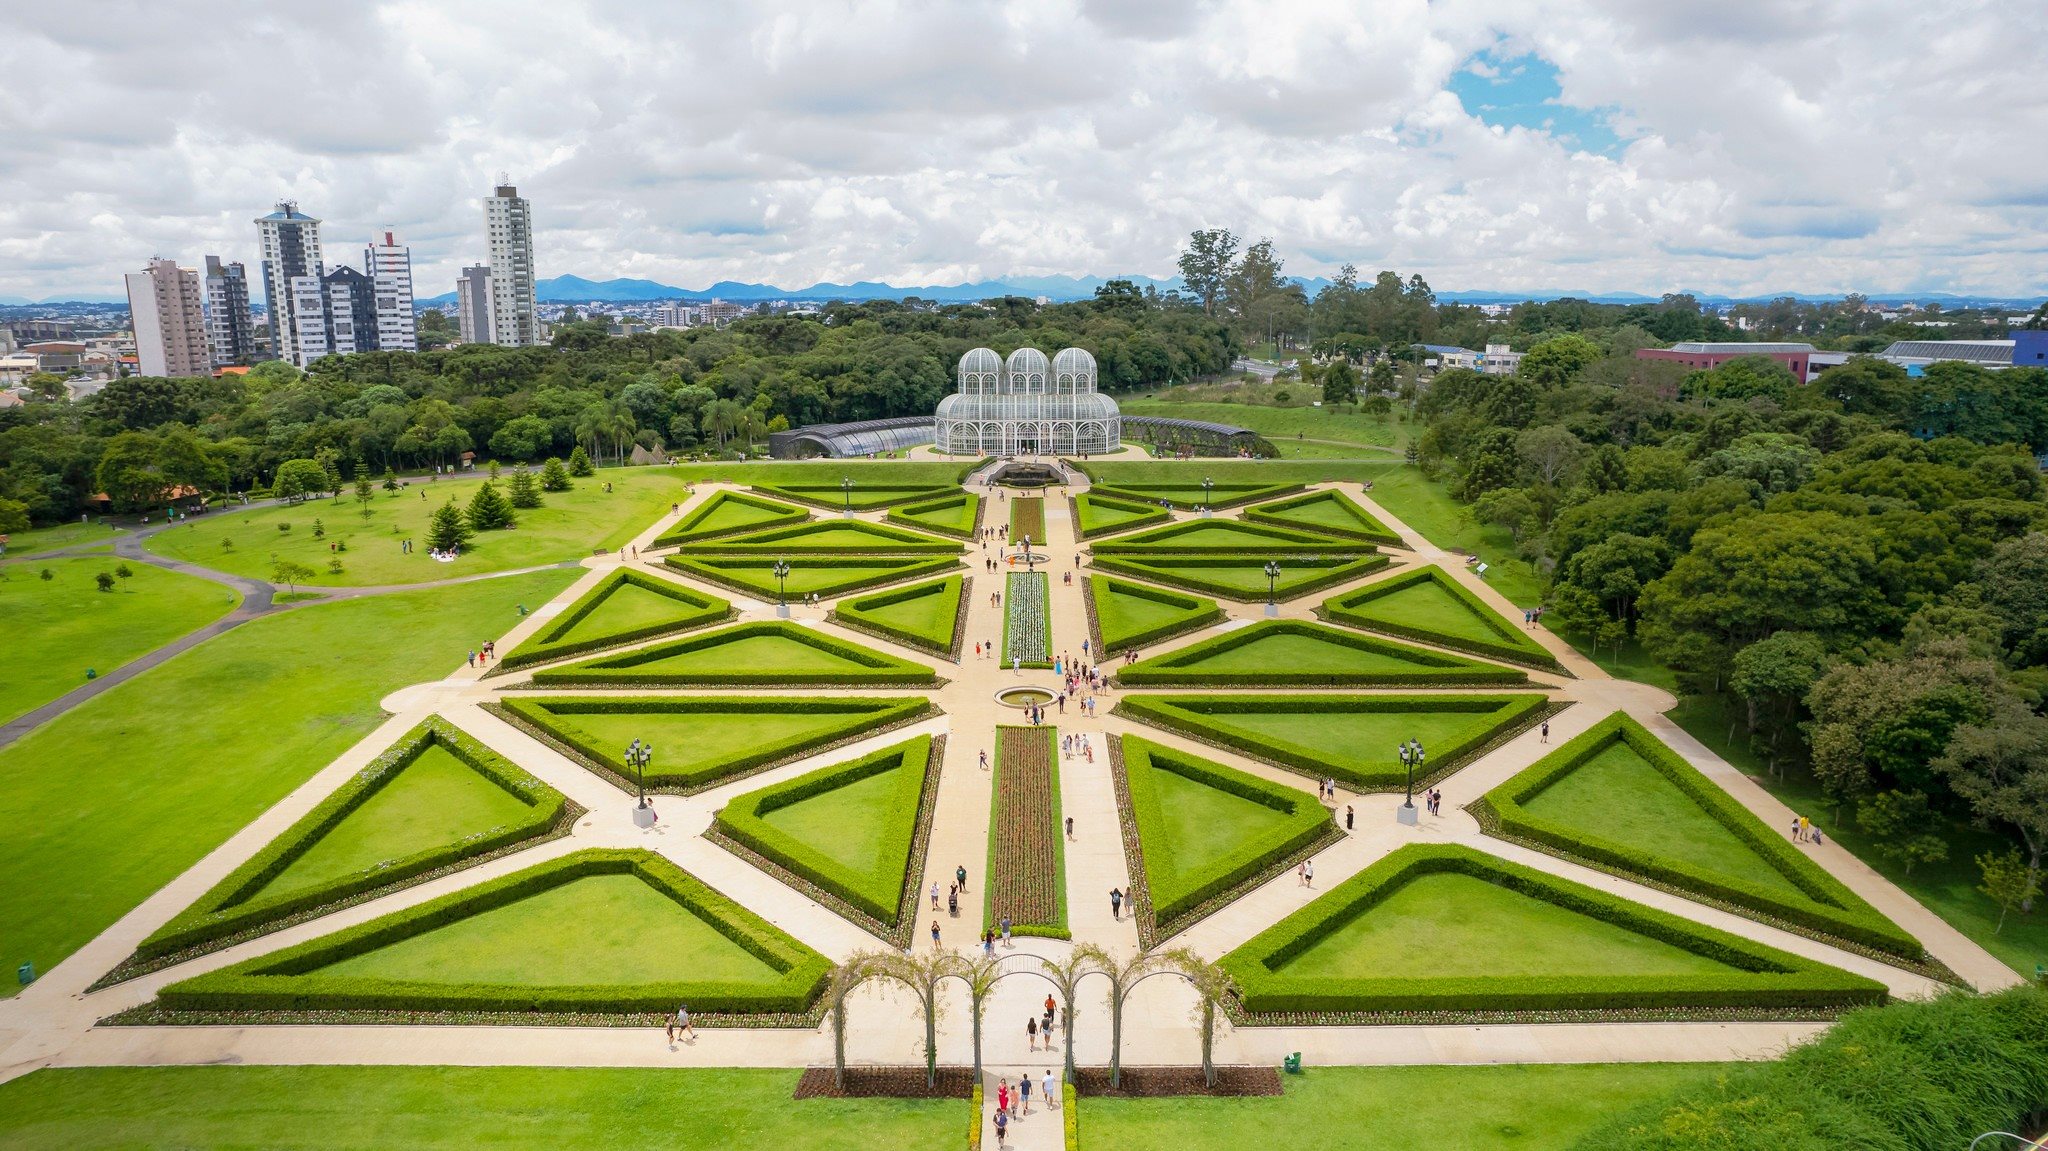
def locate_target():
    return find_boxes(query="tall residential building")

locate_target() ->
[455,264,493,343]
[253,202,327,367]
[484,183,538,346]
[364,229,417,352]
[123,257,210,378]
[321,266,377,356]
[202,256,256,367]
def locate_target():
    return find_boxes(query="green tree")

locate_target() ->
[1517,334,1604,388]
[1369,355,1396,393]
[539,457,574,492]
[270,558,317,592]
[1320,360,1359,406]
[1176,228,1239,317]
[507,468,542,509]
[1854,790,1950,876]
[354,474,375,521]
[94,570,115,593]
[0,498,28,535]
[1977,532,2048,665]
[488,415,554,462]
[381,466,400,492]
[1976,848,2041,933]
[93,431,169,512]
[1730,630,1827,775]
[1936,696,2048,903]
[567,445,594,476]
[272,459,327,504]
[427,499,473,552]
[465,481,515,531]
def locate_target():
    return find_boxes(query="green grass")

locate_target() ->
[833,575,963,653]
[0,1065,965,1150]
[670,460,973,486]
[1083,1063,1734,1151]
[1119,398,1400,450]
[885,490,979,537]
[1120,621,1525,686]
[1072,490,1171,538]
[256,743,534,900]
[499,569,728,669]
[1090,575,1220,651]
[0,567,578,992]
[531,620,935,686]
[1092,554,1387,602]
[680,519,959,554]
[1243,488,1401,543]
[1321,565,1558,670]
[653,489,808,545]
[1284,870,1740,979]
[1670,694,2048,977]
[318,873,781,985]
[1342,575,1503,645]
[0,555,240,723]
[149,468,687,586]
[751,482,957,512]
[1009,495,1046,544]
[665,554,958,599]
[760,766,910,875]
[0,519,126,557]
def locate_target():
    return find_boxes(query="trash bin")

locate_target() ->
[17,962,33,986]
[1283,1052,1303,1074]
[85,669,97,680]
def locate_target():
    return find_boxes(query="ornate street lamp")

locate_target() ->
[1263,561,1281,617]
[1201,476,1214,517]
[840,476,855,516]
[1396,739,1424,825]
[1024,534,1036,573]
[773,559,791,616]
[626,738,653,810]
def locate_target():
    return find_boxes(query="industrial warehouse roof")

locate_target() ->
[1880,340,2013,363]
[1665,342,1815,354]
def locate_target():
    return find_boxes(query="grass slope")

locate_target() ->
[0,555,239,723]
[0,567,577,994]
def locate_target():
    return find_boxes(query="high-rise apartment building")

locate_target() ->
[364,229,417,352]
[321,267,377,356]
[484,184,538,346]
[455,264,493,343]
[124,257,210,378]
[253,202,327,367]
[202,256,256,367]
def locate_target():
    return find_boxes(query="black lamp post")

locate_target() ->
[1201,476,1214,516]
[626,738,653,809]
[1263,560,1280,616]
[1024,534,1036,573]
[1397,739,1424,823]
[840,476,855,516]
[772,559,791,615]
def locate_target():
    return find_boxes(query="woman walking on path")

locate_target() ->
[1027,1016,1039,1051]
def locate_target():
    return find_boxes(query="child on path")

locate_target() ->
[931,921,942,948]
[993,1105,1009,1146]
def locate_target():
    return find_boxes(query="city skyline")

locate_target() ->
[3,2,2048,303]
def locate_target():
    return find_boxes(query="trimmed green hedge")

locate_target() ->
[1242,488,1402,545]
[665,554,961,600]
[1086,574,1222,651]
[495,695,933,790]
[1090,518,1364,556]
[678,518,963,555]
[1319,565,1563,672]
[1117,619,1529,687]
[1089,481,1303,511]
[154,848,832,1016]
[1120,735,1332,925]
[751,482,957,511]
[137,716,571,962]
[713,736,935,924]
[1220,844,1888,1016]
[529,619,937,686]
[497,569,730,671]
[1070,491,1172,540]
[1090,553,1390,603]
[885,491,982,539]
[652,489,809,547]
[1476,712,1923,961]
[1116,693,1550,791]
[829,575,965,656]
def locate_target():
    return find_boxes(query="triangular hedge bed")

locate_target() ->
[886,490,982,539]
[488,694,934,795]
[108,716,579,985]
[1090,518,1365,556]
[1320,565,1564,673]
[652,490,808,547]
[143,849,832,1024]
[1090,553,1390,603]
[496,569,731,671]
[1116,619,1529,687]
[527,619,938,687]
[1088,480,1303,512]
[710,734,941,942]
[1218,843,1886,1023]
[1242,488,1402,546]
[665,554,960,601]
[1472,712,1924,964]
[1115,692,1556,792]
[751,482,957,512]
[1070,490,1172,540]
[1113,735,1341,945]
[677,518,963,555]
[1085,574,1223,652]
[829,574,969,658]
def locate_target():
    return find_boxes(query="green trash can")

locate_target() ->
[1283,1052,1303,1074]
[85,669,97,680]
[17,962,33,986]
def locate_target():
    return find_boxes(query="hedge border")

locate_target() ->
[529,619,938,687]
[1113,692,1564,793]
[1217,843,1888,1021]
[985,724,1069,939]
[678,517,964,556]
[1473,712,1926,963]
[1089,481,1304,512]
[1240,488,1402,546]
[147,848,833,1021]
[487,694,936,795]
[1068,491,1172,541]
[1090,517,1365,556]
[1090,552,1391,604]
[1083,574,1223,654]
[1000,570,1054,670]
[885,491,983,539]
[1110,734,1344,947]
[829,574,971,659]
[665,554,962,602]
[495,568,733,672]
[104,716,581,985]
[1114,619,1530,688]
[708,735,942,943]
[1317,564,1565,674]
[652,489,809,548]
[752,483,958,512]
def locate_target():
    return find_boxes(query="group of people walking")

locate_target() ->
[990,1067,1060,1145]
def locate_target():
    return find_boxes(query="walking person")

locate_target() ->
[993,1102,1009,1146]
[1020,1070,1033,1114]
[931,882,941,911]
[1001,916,1013,948]
[1027,1015,1039,1052]
[1109,887,1123,920]
[1345,804,1354,831]
[957,863,969,891]
[1541,720,1550,743]
[671,1003,695,1042]
[980,749,989,771]
[997,1079,1011,1120]
[931,920,941,948]
[1044,1070,1058,1109]
[1065,815,1075,840]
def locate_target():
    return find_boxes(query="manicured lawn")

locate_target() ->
[1145,762,1296,874]
[684,519,957,553]
[886,490,979,536]
[531,621,934,685]
[499,570,727,670]
[1091,576,1217,650]
[0,519,126,558]
[0,1065,965,1150]
[1170,632,1451,676]
[1094,519,1343,551]
[1093,554,1386,601]
[672,460,971,486]
[1670,694,2048,977]
[657,490,808,543]
[1072,491,1170,537]
[256,743,536,901]
[0,567,577,992]
[1520,740,1811,901]
[837,576,962,650]
[1119,398,1401,450]
[759,758,917,874]
[319,873,781,985]
[1009,495,1045,544]
[1083,1063,1733,1151]
[515,700,913,783]
[667,555,957,599]
[1244,488,1399,541]
[1345,576,1505,645]
[0,555,240,724]
[148,467,687,586]
[1282,870,1739,979]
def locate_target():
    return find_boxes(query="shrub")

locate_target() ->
[567,445,594,476]
[530,620,937,686]
[95,570,115,592]
[1117,620,1528,687]
[539,457,573,492]
[1319,565,1562,672]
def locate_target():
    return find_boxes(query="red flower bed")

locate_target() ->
[991,726,1062,930]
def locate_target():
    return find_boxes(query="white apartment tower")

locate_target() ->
[253,202,327,367]
[484,183,538,346]
[202,256,256,367]
[124,257,210,378]
[455,264,493,344]
[364,229,417,352]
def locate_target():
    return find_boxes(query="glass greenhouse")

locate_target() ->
[934,346,1122,455]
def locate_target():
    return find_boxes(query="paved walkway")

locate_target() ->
[0,466,2022,1090]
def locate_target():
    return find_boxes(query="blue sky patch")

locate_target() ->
[1449,49,1625,157]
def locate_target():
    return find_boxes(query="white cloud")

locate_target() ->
[0,0,2044,299]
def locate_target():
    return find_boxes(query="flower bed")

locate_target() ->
[1001,571,1053,669]
[986,724,1067,938]
[1009,495,1047,545]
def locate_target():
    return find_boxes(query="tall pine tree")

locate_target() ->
[568,445,594,476]
[540,457,573,491]
[427,499,473,552]
[507,468,543,509]
[466,480,515,530]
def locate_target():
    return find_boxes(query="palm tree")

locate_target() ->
[701,398,745,449]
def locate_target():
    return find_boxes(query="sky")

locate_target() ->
[3,0,2047,302]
